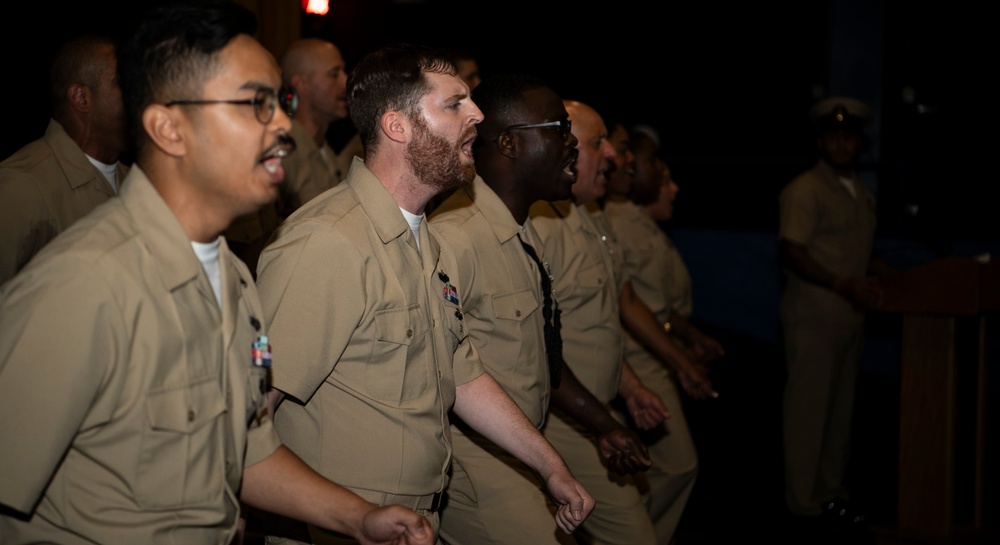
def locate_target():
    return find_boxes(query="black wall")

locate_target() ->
[3,0,992,247]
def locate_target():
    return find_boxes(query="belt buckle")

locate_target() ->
[429,490,443,513]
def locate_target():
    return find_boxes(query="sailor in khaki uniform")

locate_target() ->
[780,96,887,524]
[0,4,433,544]
[430,76,651,545]
[258,159,478,541]
[603,125,723,544]
[0,34,128,285]
[0,166,279,544]
[431,176,564,543]
[530,100,670,545]
[256,44,593,545]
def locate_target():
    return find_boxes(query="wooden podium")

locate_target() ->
[877,257,999,541]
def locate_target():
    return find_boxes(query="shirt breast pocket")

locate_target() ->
[137,377,227,508]
[489,288,540,369]
[569,261,607,297]
[368,305,429,402]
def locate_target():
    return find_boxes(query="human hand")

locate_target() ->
[676,365,718,400]
[624,385,670,429]
[687,328,725,366]
[597,426,652,474]
[835,276,884,310]
[357,504,433,545]
[545,471,595,533]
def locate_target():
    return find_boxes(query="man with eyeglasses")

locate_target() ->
[0,34,129,286]
[0,2,434,544]
[528,99,702,545]
[256,46,594,544]
[225,37,351,276]
[428,74,664,545]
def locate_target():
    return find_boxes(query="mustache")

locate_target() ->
[259,133,297,161]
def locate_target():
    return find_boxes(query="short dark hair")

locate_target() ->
[118,0,257,155]
[470,73,550,151]
[49,34,117,119]
[346,43,457,158]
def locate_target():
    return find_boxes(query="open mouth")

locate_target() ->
[563,149,579,179]
[259,134,297,174]
[461,131,478,156]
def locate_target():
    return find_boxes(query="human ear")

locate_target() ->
[381,110,408,145]
[67,83,92,113]
[142,105,185,157]
[494,130,517,159]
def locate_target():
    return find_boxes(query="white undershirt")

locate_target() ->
[192,238,223,308]
[401,208,424,252]
[85,155,118,194]
[838,176,857,199]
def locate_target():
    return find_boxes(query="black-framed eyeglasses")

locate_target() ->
[503,118,572,140]
[165,85,298,124]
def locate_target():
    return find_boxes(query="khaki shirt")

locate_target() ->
[529,199,623,404]
[0,119,128,285]
[430,175,550,431]
[256,157,484,498]
[604,196,693,366]
[0,165,279,545]
[779,159,877,321]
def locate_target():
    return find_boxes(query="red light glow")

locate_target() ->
[303,0,329,15]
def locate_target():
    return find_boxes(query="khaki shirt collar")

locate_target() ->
[44,118,120,195]
[118,164,203,292]
[344,156,442,266]
[467,175,521,245]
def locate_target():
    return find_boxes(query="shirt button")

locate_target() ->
[188,409,196,422]
[515,310,522,317]
[407,329,413,337]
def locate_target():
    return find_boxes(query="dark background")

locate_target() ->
[3,0,994,244]
[3,1,997,542]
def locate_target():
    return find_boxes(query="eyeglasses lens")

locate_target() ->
[251,86,298,124]
[280,85,298,120]
[252,88,274,124]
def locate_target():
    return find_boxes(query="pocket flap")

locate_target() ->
[146,378,227,433]
[375,306,423,345]
[492,289,539,322]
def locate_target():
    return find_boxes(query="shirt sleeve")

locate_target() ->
[0,258,121,513]
[0,170,55,284]
[256,223,366,404]
[779,178,819,246]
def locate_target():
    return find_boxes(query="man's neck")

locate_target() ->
[142,159,233,243]
[367,158,436,216]
[60,117,120,165]
[484,175,530,224]
[297,110,331,149]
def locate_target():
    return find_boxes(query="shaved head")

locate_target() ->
[281,38,336,81]
[279,38,349,132]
